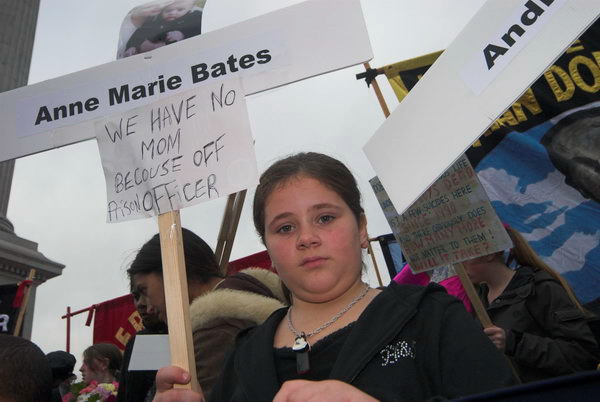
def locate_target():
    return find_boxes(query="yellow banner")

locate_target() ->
[383,50,442,102]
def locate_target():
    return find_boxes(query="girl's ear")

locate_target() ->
[359,214,369,249]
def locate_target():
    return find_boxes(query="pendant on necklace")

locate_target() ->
[292,333,310,374]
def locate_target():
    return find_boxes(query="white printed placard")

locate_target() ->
[95,77,257,223]
[0,0,372,163]
[364,0,599,218]
[460,0,568,95]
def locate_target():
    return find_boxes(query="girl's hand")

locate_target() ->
[153,365,204,402]
[484,326,507,351]
[273,380,378,402]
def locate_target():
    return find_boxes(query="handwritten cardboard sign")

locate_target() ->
[95,78,257,223]
[370,155,512,273]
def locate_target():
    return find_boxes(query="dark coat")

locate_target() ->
[479,266,600,383]
[209,282,516,402]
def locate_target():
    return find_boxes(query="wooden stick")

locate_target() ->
[13,269,36,336]
[366,239,384,287]
[158,211,200,392]
[215,193,236,266]
[454,263,492,327]
[363,62,391,118]
[362,62,390,286]
[219,190,247,274]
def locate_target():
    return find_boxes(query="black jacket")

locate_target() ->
[479,266,600,383]
[210,282,515,401]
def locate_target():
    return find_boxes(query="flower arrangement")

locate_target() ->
[62,381,119,402]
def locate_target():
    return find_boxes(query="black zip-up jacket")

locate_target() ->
[209,282,515,401]
[479,266,600,383]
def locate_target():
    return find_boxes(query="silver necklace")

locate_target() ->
[287,283,370,373]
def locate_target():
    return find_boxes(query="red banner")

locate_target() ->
[92,294,142,350]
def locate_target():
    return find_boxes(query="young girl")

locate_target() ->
[463,225,600,383]
[65,343,121,401]
[155,152,515,401]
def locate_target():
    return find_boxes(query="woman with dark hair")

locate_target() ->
[127,227,286,399]
[463,225,600,383]
[155,152,516,401]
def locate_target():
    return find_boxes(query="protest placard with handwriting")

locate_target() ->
[95,78,257,223]
[370,155,512,273]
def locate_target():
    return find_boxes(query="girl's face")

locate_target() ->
[79,357,105,385]
[263,175,367,303]
[462,254,495,284]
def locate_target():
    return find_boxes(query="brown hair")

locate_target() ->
[83,343,123,378]
[505,226,586,313]
[253,152,364,243]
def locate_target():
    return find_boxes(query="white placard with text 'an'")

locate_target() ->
[364,0,599,217]
[460,0,568,95]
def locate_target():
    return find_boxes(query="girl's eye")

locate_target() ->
[318,215,335,224]
[277,224,294,233]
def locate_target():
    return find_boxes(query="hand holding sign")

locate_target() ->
[94,78,257,391]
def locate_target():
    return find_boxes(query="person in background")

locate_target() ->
[79,343,122,385]
[128,228,286,400]
[46,350,77,402]
[124,0,203,56]
[116,282,167,402]
[158,0,203,44]
[0,334,52,402]
[117,1,174,59]
[154,152,516,401]
[463,224,600,382]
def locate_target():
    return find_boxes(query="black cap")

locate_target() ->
[46,351,76,381]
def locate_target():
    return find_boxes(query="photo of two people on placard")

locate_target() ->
[117,0,207,59]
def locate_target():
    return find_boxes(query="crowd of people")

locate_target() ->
[1,152,598,402]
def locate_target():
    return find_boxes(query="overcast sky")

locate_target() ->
[7,0,486,374]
